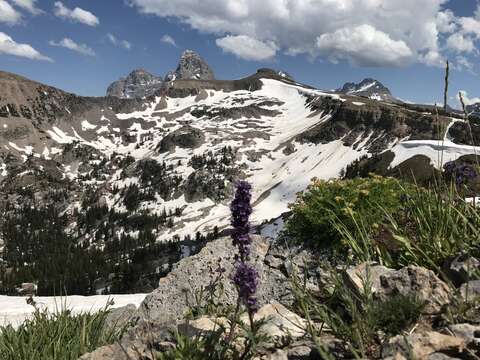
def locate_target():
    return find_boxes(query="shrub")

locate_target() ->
[286,175,413,250]
[373,294,424,336]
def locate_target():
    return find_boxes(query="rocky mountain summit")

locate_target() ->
[106,50,214,98]
[338,78,397,102]
[171,49,215,81]
[106,69,163,98]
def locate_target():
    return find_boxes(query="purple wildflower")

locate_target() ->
[443,161,477,185]
[230,181,253,258]
[230,180,258,313]
[233,262,258,312]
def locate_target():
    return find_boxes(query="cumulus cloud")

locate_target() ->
[53,1,99,26]
[216,35,277,61]
[316,25,413,67]
[160,34,177,47]
[11,0,42,15]
[436,10,457,33]
[106,33,131,50]
[445,33,475,53]
[0,32,52,61]
[0,0,22,25]
[458,17,480,38]
[128,0,451,67]
[49,38,95,56]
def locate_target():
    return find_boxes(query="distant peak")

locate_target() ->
[172,50,215,81]
[106,68,163,98]
[338,78,395,102]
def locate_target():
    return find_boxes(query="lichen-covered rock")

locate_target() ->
[448,323,480,346]
[344,263,451,314]
[382,331,466,360]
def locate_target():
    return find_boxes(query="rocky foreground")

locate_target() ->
[79,234,480,360]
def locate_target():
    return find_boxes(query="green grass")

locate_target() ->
[0,305,126,360]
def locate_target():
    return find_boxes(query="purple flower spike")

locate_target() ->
[233,262,258,312]
[230,180,258,313]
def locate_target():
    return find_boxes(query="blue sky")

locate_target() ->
[0,0,479,107]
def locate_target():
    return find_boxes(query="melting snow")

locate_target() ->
[0,294,147,328]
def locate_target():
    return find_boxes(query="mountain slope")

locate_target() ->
[0,68,476,294]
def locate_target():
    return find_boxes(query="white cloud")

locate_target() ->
[436,10,457,33]
[128,0,450,67]
[106,33,131,50]
[445,33,475,53]
[49,38,95,56]
[316,25,413,67]
[0,0,22,25]
[160,34,177,47]
[53,1,99,26]
[216,35,277,61]
[458,17,480,38]
[419,50,445,68]
[455,56,474,73]
[10,0,41,15]
[458,91,480,106]
[0,32,52,61]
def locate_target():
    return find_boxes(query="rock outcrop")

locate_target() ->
[344,263,451,315]
[157,125,205,153]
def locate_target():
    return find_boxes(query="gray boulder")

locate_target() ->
[139,235,274,325]
[344,263,451,314]
[459,280,480,300]
[381,331,465,360]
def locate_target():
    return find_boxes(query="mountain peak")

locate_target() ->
[338,78,395,102]
[174,50,215,81]
[106,69,163,98]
